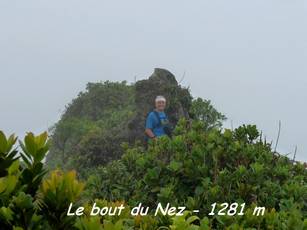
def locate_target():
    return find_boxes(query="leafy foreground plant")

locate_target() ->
[0,131,85,229]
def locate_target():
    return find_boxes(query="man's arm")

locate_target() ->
[145,128,156,139]
[145,112,156,139]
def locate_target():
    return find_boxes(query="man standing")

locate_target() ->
[145,96,171,141]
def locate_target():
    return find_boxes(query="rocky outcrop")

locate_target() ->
[127,68,192,142]
[47,68,193,170]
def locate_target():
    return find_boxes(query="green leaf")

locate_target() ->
[8,160,19,175]
[35,146,48,163]
[13,192,33,209]
[223,129,232,139]
[13,227,24,230]
[0,207,14,222]
[36,131,48,148]
[6,134,17,153]
[24,133,37,157]
[186,215,199,225]
[1,175,18,194]
[169,160,182,172]
[0,131,8,153]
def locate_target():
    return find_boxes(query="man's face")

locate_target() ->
[155,100,166,111]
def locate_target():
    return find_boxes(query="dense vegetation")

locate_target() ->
[46,69,224,175]
[85,119,307,228]
[0,122,306,229]
[47,81,136,171]
[1,69,306,229]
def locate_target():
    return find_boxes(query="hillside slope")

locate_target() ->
[46,69,224,173]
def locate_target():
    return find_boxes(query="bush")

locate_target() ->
[0,131,84,229]
[0,125,306,229]
[85,119,307,229]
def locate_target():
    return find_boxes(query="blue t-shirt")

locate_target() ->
[145,111,168,137]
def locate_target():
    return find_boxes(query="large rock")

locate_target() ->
[127,68,192,142]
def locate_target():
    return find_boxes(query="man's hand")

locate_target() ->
[145,128,156,139]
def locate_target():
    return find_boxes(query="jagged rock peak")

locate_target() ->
[148,68,178,85]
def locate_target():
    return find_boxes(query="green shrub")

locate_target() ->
[86,119,307,229]
[0,131,85,229]
[0,124,306,229]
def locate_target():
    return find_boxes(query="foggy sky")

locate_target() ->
[0,0,306,161]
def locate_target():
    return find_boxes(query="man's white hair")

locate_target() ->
[155,95,166,102]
